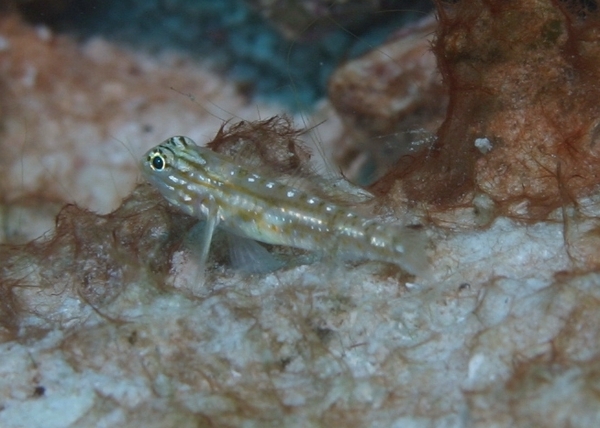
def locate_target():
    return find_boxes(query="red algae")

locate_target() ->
[0,184,196,337]
[207,116,312,177]
[376,0,600,219]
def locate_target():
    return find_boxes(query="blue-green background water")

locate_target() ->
[17,0,432,109]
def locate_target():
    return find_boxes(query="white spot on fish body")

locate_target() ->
[370,236,385,247]
[168,175,185,185]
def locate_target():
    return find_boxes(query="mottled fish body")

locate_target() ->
[141,136,426,275]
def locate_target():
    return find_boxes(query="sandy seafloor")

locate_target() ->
[1,12,600,428]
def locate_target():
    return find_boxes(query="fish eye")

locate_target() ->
[149,152,165,171]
